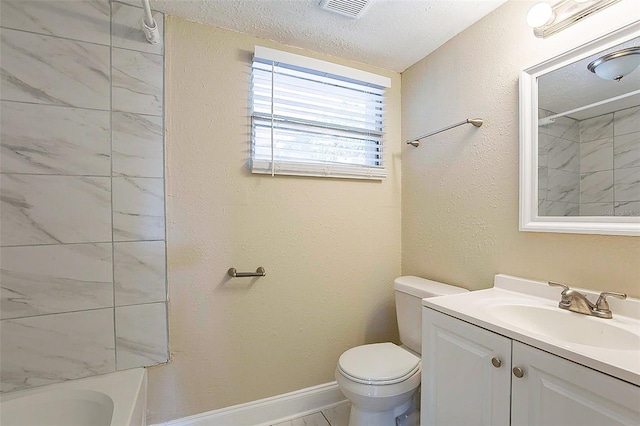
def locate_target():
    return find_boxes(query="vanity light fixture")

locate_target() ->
[587,47,640,81]
[526,2,554,28]
[527,0,620,38]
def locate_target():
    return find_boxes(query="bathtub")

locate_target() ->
[0,368,147,426]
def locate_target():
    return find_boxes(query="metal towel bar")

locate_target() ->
[406,118,483,147]
[227,267,266,278]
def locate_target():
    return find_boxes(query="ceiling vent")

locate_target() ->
[319,0,373,19]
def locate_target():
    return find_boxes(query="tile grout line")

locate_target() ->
[0,172,164,178]
[0,300,166,323]
[109,0,119,372]
[161,11,170,363]
[0,173,160,178]
[0,239,165,249]
[612,113,616,214]
[0,25,112,49]
[0,23,164,56]
[0,98,164,118]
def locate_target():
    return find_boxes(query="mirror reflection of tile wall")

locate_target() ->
[0,1,168,393]
[538,106,640,216]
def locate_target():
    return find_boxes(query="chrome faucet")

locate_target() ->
[548,281,627,319]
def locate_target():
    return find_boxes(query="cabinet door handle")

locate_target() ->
[491,357,502,368]
[512,367,525,378]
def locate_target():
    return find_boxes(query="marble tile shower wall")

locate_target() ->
[538,111,581,216]
[538,106,640,216]
[579,107,640,216]
[0,0,168,392]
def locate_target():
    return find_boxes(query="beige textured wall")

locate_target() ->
[402,1,640,295]
[148,17,402,424]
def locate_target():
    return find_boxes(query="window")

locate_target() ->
[250,47,390,180]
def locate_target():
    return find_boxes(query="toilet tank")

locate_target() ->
[394,276,468,354]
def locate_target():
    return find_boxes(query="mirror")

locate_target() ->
[520,22,640,236]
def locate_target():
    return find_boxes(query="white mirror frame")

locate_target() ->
[519,21,640,237]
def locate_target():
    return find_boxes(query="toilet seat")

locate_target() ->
[337,343,420,385]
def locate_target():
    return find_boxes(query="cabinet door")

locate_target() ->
[422,308,512,426]
[511,341,640,426]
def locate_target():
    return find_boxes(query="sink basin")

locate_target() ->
[486,304,640,350]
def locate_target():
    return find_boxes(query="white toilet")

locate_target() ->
[335,276,468,426]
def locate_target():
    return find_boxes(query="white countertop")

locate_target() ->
[422,274,640,386]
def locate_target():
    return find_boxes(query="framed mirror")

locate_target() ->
[520,22,640,236]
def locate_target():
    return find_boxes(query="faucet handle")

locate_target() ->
[595,291,627,311]
[548,281,570,292]
[549,281,572,308]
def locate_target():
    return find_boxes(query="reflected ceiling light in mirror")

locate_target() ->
[527,0,620,38]
[587,47,640,81]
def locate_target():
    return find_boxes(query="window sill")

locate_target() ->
[251,160,387,180]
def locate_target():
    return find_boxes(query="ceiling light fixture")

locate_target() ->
[587,47,640,81]
[527,0,620,38]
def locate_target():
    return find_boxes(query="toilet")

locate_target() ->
[335,276,468,426]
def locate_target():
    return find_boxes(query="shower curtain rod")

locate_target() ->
[406,118,483,147]
[140,0,161,44]
[539,89,640,126]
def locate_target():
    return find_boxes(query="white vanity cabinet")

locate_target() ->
[422,307,640,426]
[511,341,640,426]
[421,307,511,426]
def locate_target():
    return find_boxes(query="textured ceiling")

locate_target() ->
[539,36,640,120]
[143,0,507,72]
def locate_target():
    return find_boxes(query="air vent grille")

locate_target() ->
[319,0,373,19]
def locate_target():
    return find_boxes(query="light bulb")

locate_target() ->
[527,2,554,28]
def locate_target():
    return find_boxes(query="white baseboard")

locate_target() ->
[155,382,347,426]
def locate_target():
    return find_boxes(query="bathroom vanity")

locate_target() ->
[420,274,640,426]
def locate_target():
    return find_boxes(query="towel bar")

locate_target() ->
[406,118,483,147]
[227,267,266,278]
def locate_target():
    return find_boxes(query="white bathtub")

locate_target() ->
[0,368,147,426]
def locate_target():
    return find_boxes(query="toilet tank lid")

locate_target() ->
[394,276,469,298]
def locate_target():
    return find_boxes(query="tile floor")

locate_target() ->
[271,402,351,426]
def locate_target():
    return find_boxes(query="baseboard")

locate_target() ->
[155,381,347,426]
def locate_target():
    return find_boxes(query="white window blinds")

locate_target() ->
[251,47,390,180]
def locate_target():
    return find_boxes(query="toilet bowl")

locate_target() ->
[335,343,421,426]
[335,276,468,426]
